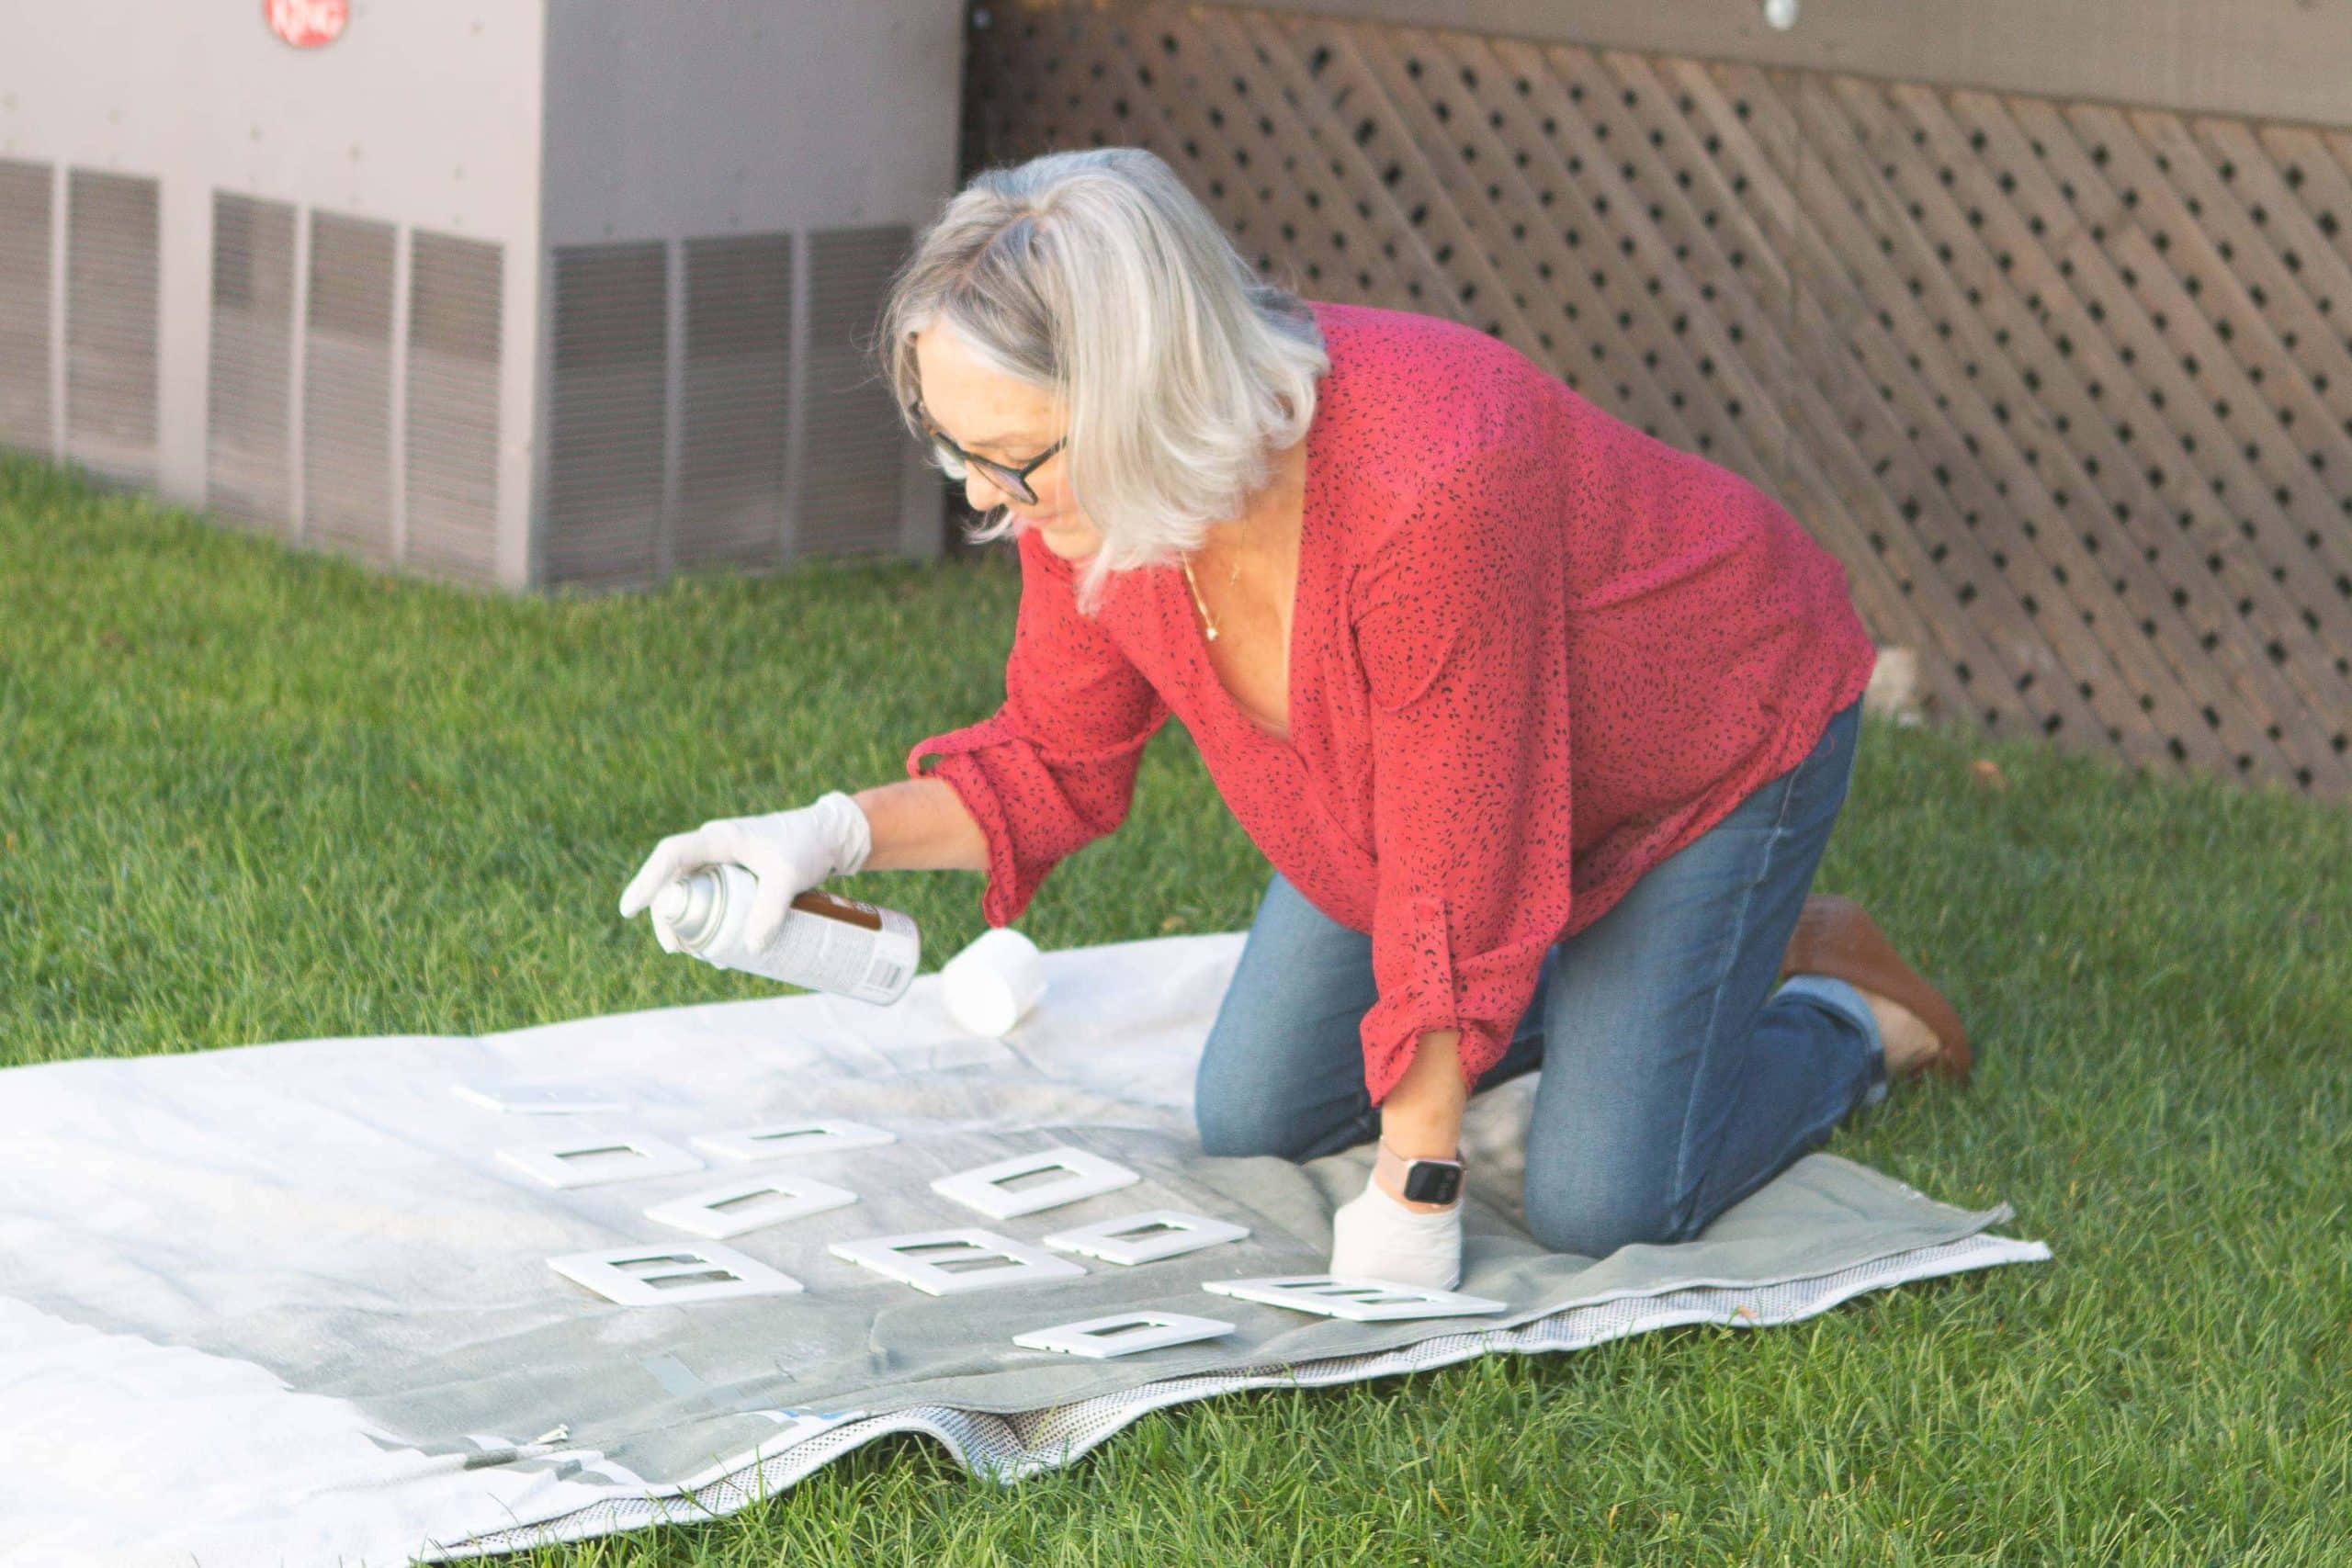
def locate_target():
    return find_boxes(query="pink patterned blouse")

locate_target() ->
[905,300,1878,1107]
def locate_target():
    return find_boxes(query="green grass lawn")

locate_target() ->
[3,452,2346,1564]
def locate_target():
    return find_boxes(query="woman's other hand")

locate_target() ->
[1328,1167,1464,1292]
[617,791,873,953]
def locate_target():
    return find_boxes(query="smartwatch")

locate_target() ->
[1380,1140,1465,1205]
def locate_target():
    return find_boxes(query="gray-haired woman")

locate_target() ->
[620,147,1969,1291]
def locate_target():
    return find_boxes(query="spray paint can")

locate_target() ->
[651,863,920,1006]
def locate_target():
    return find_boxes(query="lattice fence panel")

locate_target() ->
[968,0,2352,798]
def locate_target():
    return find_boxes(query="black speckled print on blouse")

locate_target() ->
[908,300,1879,1106]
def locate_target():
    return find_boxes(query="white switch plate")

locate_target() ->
[829,1228,1089,1296]
[548,1243,805,1306]
[1202,1275,1509,1320]
[930,1146,1140,1220]
[498,1134,703,1190]
[692,1120,897,1165]
[644,1175,859,1240]
[1013,1311,1236,1359]
[1041,1209,1250,1264]
[454,1082,627,1114]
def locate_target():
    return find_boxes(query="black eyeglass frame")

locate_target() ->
[910,398,1067,506]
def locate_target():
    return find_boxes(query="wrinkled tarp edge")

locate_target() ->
[425,1231,2052,1561]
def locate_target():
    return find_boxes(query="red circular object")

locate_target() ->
[265,0,347,49]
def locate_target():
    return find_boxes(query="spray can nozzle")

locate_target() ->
[650,871,723,950]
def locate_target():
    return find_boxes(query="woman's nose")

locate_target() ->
[964,469,1017,512]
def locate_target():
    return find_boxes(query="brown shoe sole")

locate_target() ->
[1779,894,1972,1084]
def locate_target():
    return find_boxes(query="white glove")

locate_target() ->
[616,790,874,953]
[1328,1168,1463,1292]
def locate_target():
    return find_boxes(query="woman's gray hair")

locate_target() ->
[878,146,1329,615]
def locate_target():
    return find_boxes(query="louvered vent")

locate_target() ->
[545,242,666,588]
[205,193,297,536]
[678,233,790,571]
[405,231,503,583]
[0,160,52,456]
[64,170,159,489]
[302,212,397,564]
[798,224,917,558]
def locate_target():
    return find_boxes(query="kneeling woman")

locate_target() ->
[619,146,1971,1292]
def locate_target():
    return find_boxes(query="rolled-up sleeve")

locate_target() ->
[905,525,1170,927]
[1352,445,1576,1106]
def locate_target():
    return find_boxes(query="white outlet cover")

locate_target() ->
[1040,1209,1250,1265]
[548,1244,805,1306]
[454,1082,627,1114]
[929,1146,1141,1220]
[639,1175,860,1241]
[1201,1275,1510,1321]
[644,1175,859,1240]
[1013,1311,1237,1359]
[498,1134,703,1190]
[692,1120,897,1165]
[829,1228,1089,1296]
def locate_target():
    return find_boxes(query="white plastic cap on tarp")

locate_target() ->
[940,927,1046,1037]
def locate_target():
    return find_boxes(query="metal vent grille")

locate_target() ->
[545,242,667,588]
[679,233,791,571]
[0,159,52,455]
[64,169,159,489]
[205,192,297,536]
[405,231,503,583]
[798,225,916,558]
[302,212,398,564]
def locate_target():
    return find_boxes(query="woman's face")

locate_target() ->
[911,323,1102,561]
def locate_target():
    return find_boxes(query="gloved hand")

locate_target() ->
[616,790,874,954]
[1328,1168,1463,1292]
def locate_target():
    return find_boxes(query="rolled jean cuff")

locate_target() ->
[1777,973,1890,1107]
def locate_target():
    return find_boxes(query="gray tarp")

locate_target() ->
[0,930,2048,1565]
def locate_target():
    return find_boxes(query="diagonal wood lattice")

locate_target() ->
[966,0,2352,799]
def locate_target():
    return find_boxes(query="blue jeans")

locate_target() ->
[1194,696,1884,1258]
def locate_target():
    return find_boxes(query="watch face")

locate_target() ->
[1403,1160,1463,1204]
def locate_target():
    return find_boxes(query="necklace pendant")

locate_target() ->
[1203,624,1219,641]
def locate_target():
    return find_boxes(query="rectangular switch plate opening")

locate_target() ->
[1042,1209,1250,1265]
[1013,1310,1237,1359]
[829,1228,1089,1296]
[1202,1275,1510,1321]
[619,1258,739,1290]
[930,1146,1141,1220]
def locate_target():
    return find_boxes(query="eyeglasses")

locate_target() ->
[910,398,1066,506]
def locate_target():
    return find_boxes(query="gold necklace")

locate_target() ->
[1180,549,1244,641]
